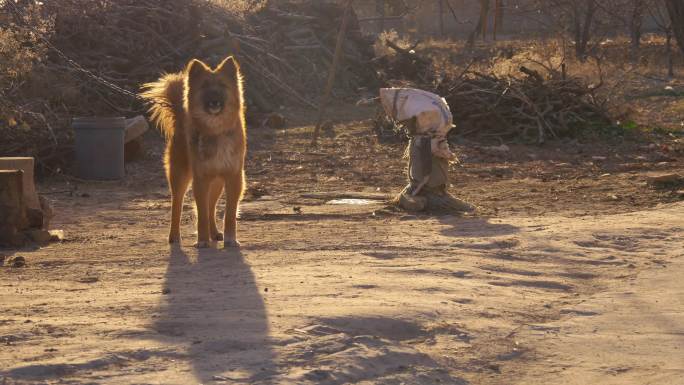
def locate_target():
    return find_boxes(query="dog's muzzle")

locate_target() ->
[205,100,224,115]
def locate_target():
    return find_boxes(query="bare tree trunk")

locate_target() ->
[666,0,684,56]
[439,0,445,37]
[629,0,645,62]
[480,0,490,40]
[467,0,490,48]
[666,29,675,77]
[493,0,504,40]
[574,0,597,61]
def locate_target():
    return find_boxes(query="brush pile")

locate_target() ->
[437,67,612,143]
[373,41,612,143]
[372,39,433,85]
[0,0,377,172]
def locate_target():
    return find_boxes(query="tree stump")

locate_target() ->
[0,170,28,246]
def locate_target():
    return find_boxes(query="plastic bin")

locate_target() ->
[72,117,126,180]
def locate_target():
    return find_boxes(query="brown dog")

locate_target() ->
[140,56,246,248]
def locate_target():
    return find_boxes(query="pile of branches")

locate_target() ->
[0,0,377,172]
[372,39,433,85]
[373,42,613,144]
[437,67,612,143]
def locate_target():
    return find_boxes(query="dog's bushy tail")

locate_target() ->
[139,73,184,139]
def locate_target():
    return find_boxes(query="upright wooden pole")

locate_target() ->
[311,0,354,146]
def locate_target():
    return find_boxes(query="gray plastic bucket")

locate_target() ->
[72,117,126,180]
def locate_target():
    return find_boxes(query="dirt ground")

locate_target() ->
[1,105,683,384]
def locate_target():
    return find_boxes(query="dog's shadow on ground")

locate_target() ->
[152,245,274,383]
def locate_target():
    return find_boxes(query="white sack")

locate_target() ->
[379,87,456,160]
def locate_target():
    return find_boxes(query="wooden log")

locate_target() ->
[0,170,28,246]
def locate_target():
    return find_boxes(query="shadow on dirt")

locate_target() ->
[283,315,469,384]
[439,216,519,238]
[152,245,275,383]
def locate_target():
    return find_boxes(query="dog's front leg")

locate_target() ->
[193,175,212,248]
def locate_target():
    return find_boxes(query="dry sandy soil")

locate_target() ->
[1,105,683,384]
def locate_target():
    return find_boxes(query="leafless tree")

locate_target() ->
[532,0,599,61]
[459,0,506,48]
[493,0,504,40]
[376,0,385,31]
[598,0,648,62]
[650,0,675,77]
[466,0,490,49]
[665,0,684,56]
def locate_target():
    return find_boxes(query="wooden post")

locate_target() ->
[311,0,354,146]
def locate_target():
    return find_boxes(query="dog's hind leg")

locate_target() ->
[166,140,191,244]
[207,178,224,241]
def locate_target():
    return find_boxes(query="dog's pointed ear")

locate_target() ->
[186,59,209,80]
[216,56,240,79]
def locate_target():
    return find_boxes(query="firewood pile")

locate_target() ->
[0,0,377,172]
